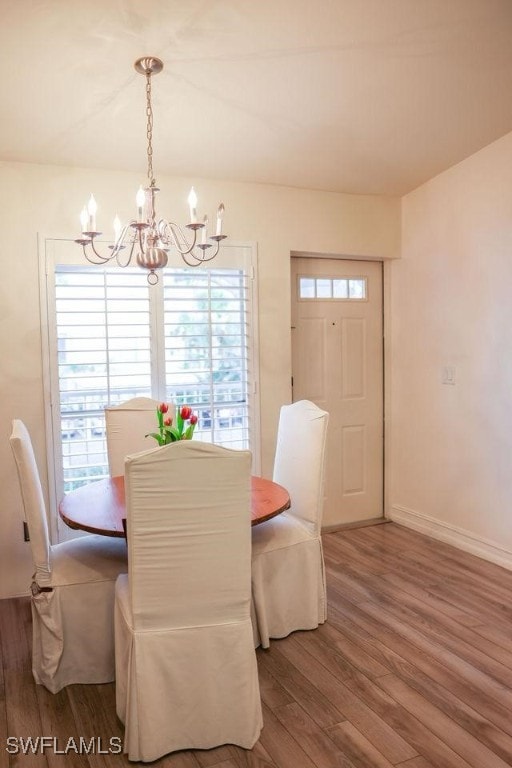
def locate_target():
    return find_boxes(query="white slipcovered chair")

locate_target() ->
[115,440,262,762]
[251,399,329,648]
[9,419,127,693]
[105,396,169,476]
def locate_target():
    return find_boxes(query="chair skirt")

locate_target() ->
[115,575,263,762]
[31,535,127,693]
[251,513,327,649]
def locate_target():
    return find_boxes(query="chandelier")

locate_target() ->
[75,56,227,284]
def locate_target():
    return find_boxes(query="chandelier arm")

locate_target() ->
[179,250,207,267]
[193,241,222,263]
[117,238,138,269]
[160,221,200,256]
[157,220,223,264]
[82,243,112,265]
[114,224,137,268]
[88,240,116,264]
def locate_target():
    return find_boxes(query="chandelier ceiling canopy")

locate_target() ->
[75,56,226,284]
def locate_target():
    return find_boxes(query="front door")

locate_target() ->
[291,257,383,527]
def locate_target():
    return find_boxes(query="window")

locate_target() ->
[298,275,367,300]
[42,240,259,505]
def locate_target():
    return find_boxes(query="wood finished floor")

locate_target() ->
[2,522,512,767]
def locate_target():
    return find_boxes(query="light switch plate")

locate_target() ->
[442,365,456,385]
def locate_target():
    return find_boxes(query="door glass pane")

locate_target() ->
[299,277,315,298]
[348,279,366,299]
[333,279,348,298]
[316,279,332,298]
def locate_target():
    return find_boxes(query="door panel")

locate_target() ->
[291,257,383,527]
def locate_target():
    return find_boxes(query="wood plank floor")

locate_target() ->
[2,522,512,767]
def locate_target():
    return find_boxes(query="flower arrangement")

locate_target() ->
[146,402,198,446]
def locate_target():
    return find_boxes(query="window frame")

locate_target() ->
[40,236,261,542]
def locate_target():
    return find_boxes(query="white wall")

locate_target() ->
[388,131,512,568]
[0,160,400,597]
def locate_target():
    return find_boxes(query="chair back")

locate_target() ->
[105,397,169,477]
[9,419,52,585]
[124,440,252,631]
[272,400,329,534]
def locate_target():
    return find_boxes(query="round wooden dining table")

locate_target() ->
[59,475,290,538]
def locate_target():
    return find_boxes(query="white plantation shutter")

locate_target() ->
[54,267,153,491]
[162,268,250,448]
[42,240,258,509]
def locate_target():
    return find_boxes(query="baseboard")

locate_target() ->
[0,589,30,600]
[387,504,512,571]
[322,517,387,533]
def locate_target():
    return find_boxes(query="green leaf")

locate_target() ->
[145,432,164,446]
[163,426,180,442]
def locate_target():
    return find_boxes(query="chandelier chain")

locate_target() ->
[145,71,155,187]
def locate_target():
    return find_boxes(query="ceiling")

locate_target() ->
[2,0,512,197]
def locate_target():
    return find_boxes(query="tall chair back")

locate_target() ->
[105,397,166,476]
[9,419,51,585]
[273,399,329,533]
[115,440,262,760]
[126,440,251,629]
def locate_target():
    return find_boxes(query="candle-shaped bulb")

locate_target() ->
[80,206,88,234]
[87,194,97,232]
[113,215,122,243]
[136,186,146,223]
[188,187,198,224]
[216,202,225,236]
[201,214,209,244]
